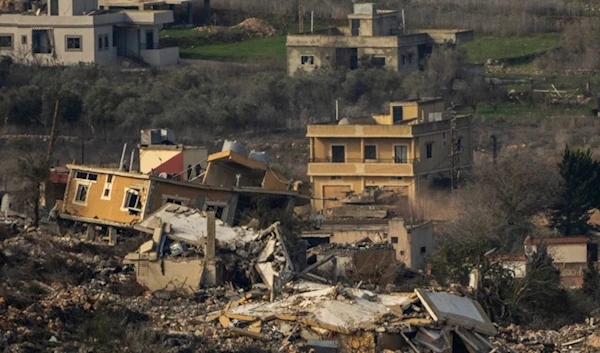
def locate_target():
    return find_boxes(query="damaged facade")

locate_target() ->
[0,0,179,66]
[56,135,309,242]
[287,3,474,75]
[307,98,473,212]
[303,218,434,272]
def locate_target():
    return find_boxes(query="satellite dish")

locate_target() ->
[158,172,168,179]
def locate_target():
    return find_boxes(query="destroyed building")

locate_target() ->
[303,218,433,272]
[55,137,309,242]
[124,204,295,293]
[307,98,472,213]
[139,129,208,181]
[287,3,473,75]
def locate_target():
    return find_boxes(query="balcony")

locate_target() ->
[307,124,414,138]
[140,47,179,66]
[308,158,417,177]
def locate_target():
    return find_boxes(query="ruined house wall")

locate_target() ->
[388,219,410,264]
[407,222,434,271]
[139,149,181,174]
[63,172,150,225]
[287,46,335,76]
[532,243,587,264]
[135,258,204,293]
[150,181,231,211]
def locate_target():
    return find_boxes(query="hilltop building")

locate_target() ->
[306,98,472,212]
[0,0,179,66]
[286,3,473,75]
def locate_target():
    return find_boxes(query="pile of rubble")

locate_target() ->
[231,18,277,37]
[496,321,600,353]
[313,238,395,252]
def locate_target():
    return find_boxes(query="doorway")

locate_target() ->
[145,30,154,50]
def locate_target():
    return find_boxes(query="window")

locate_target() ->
[400,250,405,255]
[103,34,109,49]
[301,55,314,65]
[394,145,408,164]
[122,189,141,214]
[392,106,403,124]
[21,35,27,45]
[391,237,398,244]
[442,132,447,149]
[391,176,403,180]
[330,176,342,180]
[408,54,413,64]
[75,171,98,181]
[420,246,427,254]
[101,174,113,200]
[74,184,89,204]
[372,57,385,68]
[426,143,433,159]
[364,145,377,160]
[457,137,463,153]
[0,35,12,49]
[167,198,183,205]
[163,195,189,206]
[33,30,52,54]
[98,35,103,50]
[401,55,405,65]
[331,145,345,163]
[66,36,81,51]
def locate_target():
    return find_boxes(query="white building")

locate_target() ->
[0,0,179,66]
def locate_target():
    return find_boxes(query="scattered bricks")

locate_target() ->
[229,327,271,341]
[219,315,232,328]
[224,313,256,322]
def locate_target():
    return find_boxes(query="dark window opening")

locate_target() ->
[426,143,433,159]
[457,137,463,153]
[372,57,385,68]
[330,176,342,180]
[66,36,81,51]
[420,246,426,254]
[331,145,345,163]
[0,35,12,49]
[207,205,224,219]
[391,237,398,244]
[351,19,360,36]
[301,55,314,65]
[146,30,154,50]
[392,106,403,123]
[21,35,26,45]
[364,145,377,160]
[166,198,183,205]
[32,30,52,54]
[75,171,97,181]
[75,184,88,203]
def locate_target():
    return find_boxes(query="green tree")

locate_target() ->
[550,146,600,236]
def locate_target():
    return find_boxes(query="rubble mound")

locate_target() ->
[232,18,276,37]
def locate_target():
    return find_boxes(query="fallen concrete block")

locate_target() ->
[229,327,270,341]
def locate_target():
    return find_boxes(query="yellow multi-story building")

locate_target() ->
[307,98,472,211]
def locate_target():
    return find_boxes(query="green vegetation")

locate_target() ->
[180,35,286,61]
[464,102,593,121]
[462,32,560,64]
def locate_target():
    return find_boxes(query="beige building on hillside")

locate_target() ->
[0,0,179,66]
[287,3,473,75]
[307,98,472,211]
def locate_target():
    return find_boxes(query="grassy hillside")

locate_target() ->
[461,32,560,64]
[180,35,286,61]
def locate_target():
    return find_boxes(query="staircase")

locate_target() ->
[117,47,150,68]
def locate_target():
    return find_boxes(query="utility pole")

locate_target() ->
[298,0,304,33]
[490,135,497,165]
[449,106,459,190]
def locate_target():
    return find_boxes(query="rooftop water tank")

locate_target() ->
[248,150,269,165]
[222,140,246,155]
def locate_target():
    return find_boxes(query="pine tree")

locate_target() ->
[550,146,600,236]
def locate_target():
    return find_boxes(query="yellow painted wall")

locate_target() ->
[150,181,231,211]
[63,171,150,225]
[139,149,180,174]
[312,175,415,210]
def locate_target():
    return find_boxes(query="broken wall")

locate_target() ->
[134,258,204,293]
[62,171,150,225]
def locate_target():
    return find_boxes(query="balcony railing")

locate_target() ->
[310,157,419,164]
